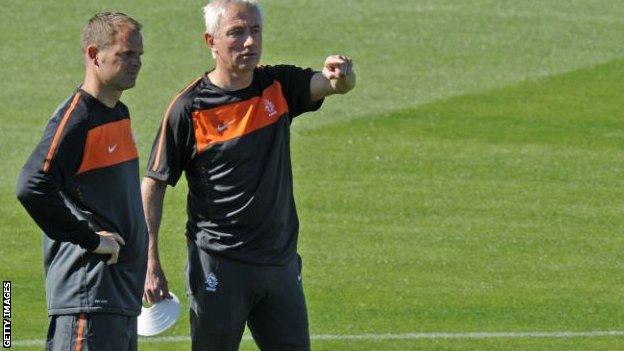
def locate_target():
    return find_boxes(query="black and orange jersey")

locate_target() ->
[16,89,147,316]
[146,65,322,265]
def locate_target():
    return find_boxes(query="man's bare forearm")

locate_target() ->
[141,177,167,263]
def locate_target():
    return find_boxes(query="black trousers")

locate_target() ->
[45,313,137,351]
[186,241,310,351]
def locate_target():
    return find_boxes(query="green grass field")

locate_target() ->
[1,1,624,350]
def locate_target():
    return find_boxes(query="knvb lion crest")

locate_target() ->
[205,272,218,292]
[263,98,277,117]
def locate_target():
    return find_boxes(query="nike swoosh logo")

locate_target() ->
[107,144,117,153]
[216,119,236,133]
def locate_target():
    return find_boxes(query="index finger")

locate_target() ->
[329,54,351,62]
[325,55,347,66]
[145,289,156,304]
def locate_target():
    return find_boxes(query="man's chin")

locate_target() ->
[237,59,259,70]
[117,80,137,91]
[233,64,255,75]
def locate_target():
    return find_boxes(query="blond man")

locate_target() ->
[17,12,147,351]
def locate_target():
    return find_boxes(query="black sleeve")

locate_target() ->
[145,95,194,186]
[268,65,324,119]
[16,100,100,251]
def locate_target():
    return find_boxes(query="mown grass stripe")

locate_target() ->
[11,330,624,346]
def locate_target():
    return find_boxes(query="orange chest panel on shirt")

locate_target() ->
[77,118,138,175]
[192,81,289,154]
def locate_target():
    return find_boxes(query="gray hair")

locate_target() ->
[81,12,141,51]
[202,0,263,37]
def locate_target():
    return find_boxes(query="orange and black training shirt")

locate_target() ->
[146,65,323,265]
[16,89,147,316]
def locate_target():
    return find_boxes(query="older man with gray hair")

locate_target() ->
[142,0,355,350]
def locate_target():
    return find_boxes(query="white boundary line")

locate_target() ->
[11,330,624,346]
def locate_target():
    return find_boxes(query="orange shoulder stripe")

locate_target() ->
[43,92,81,173]
[192,80,289,153]
[76,118,138,175]
[151,77,203,172]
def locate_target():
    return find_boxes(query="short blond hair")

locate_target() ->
[80,12,142,51]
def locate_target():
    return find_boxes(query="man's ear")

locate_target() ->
[204,33,217,58]
[86,45,99,66]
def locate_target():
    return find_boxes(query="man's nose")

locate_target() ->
[243,33,255,47]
